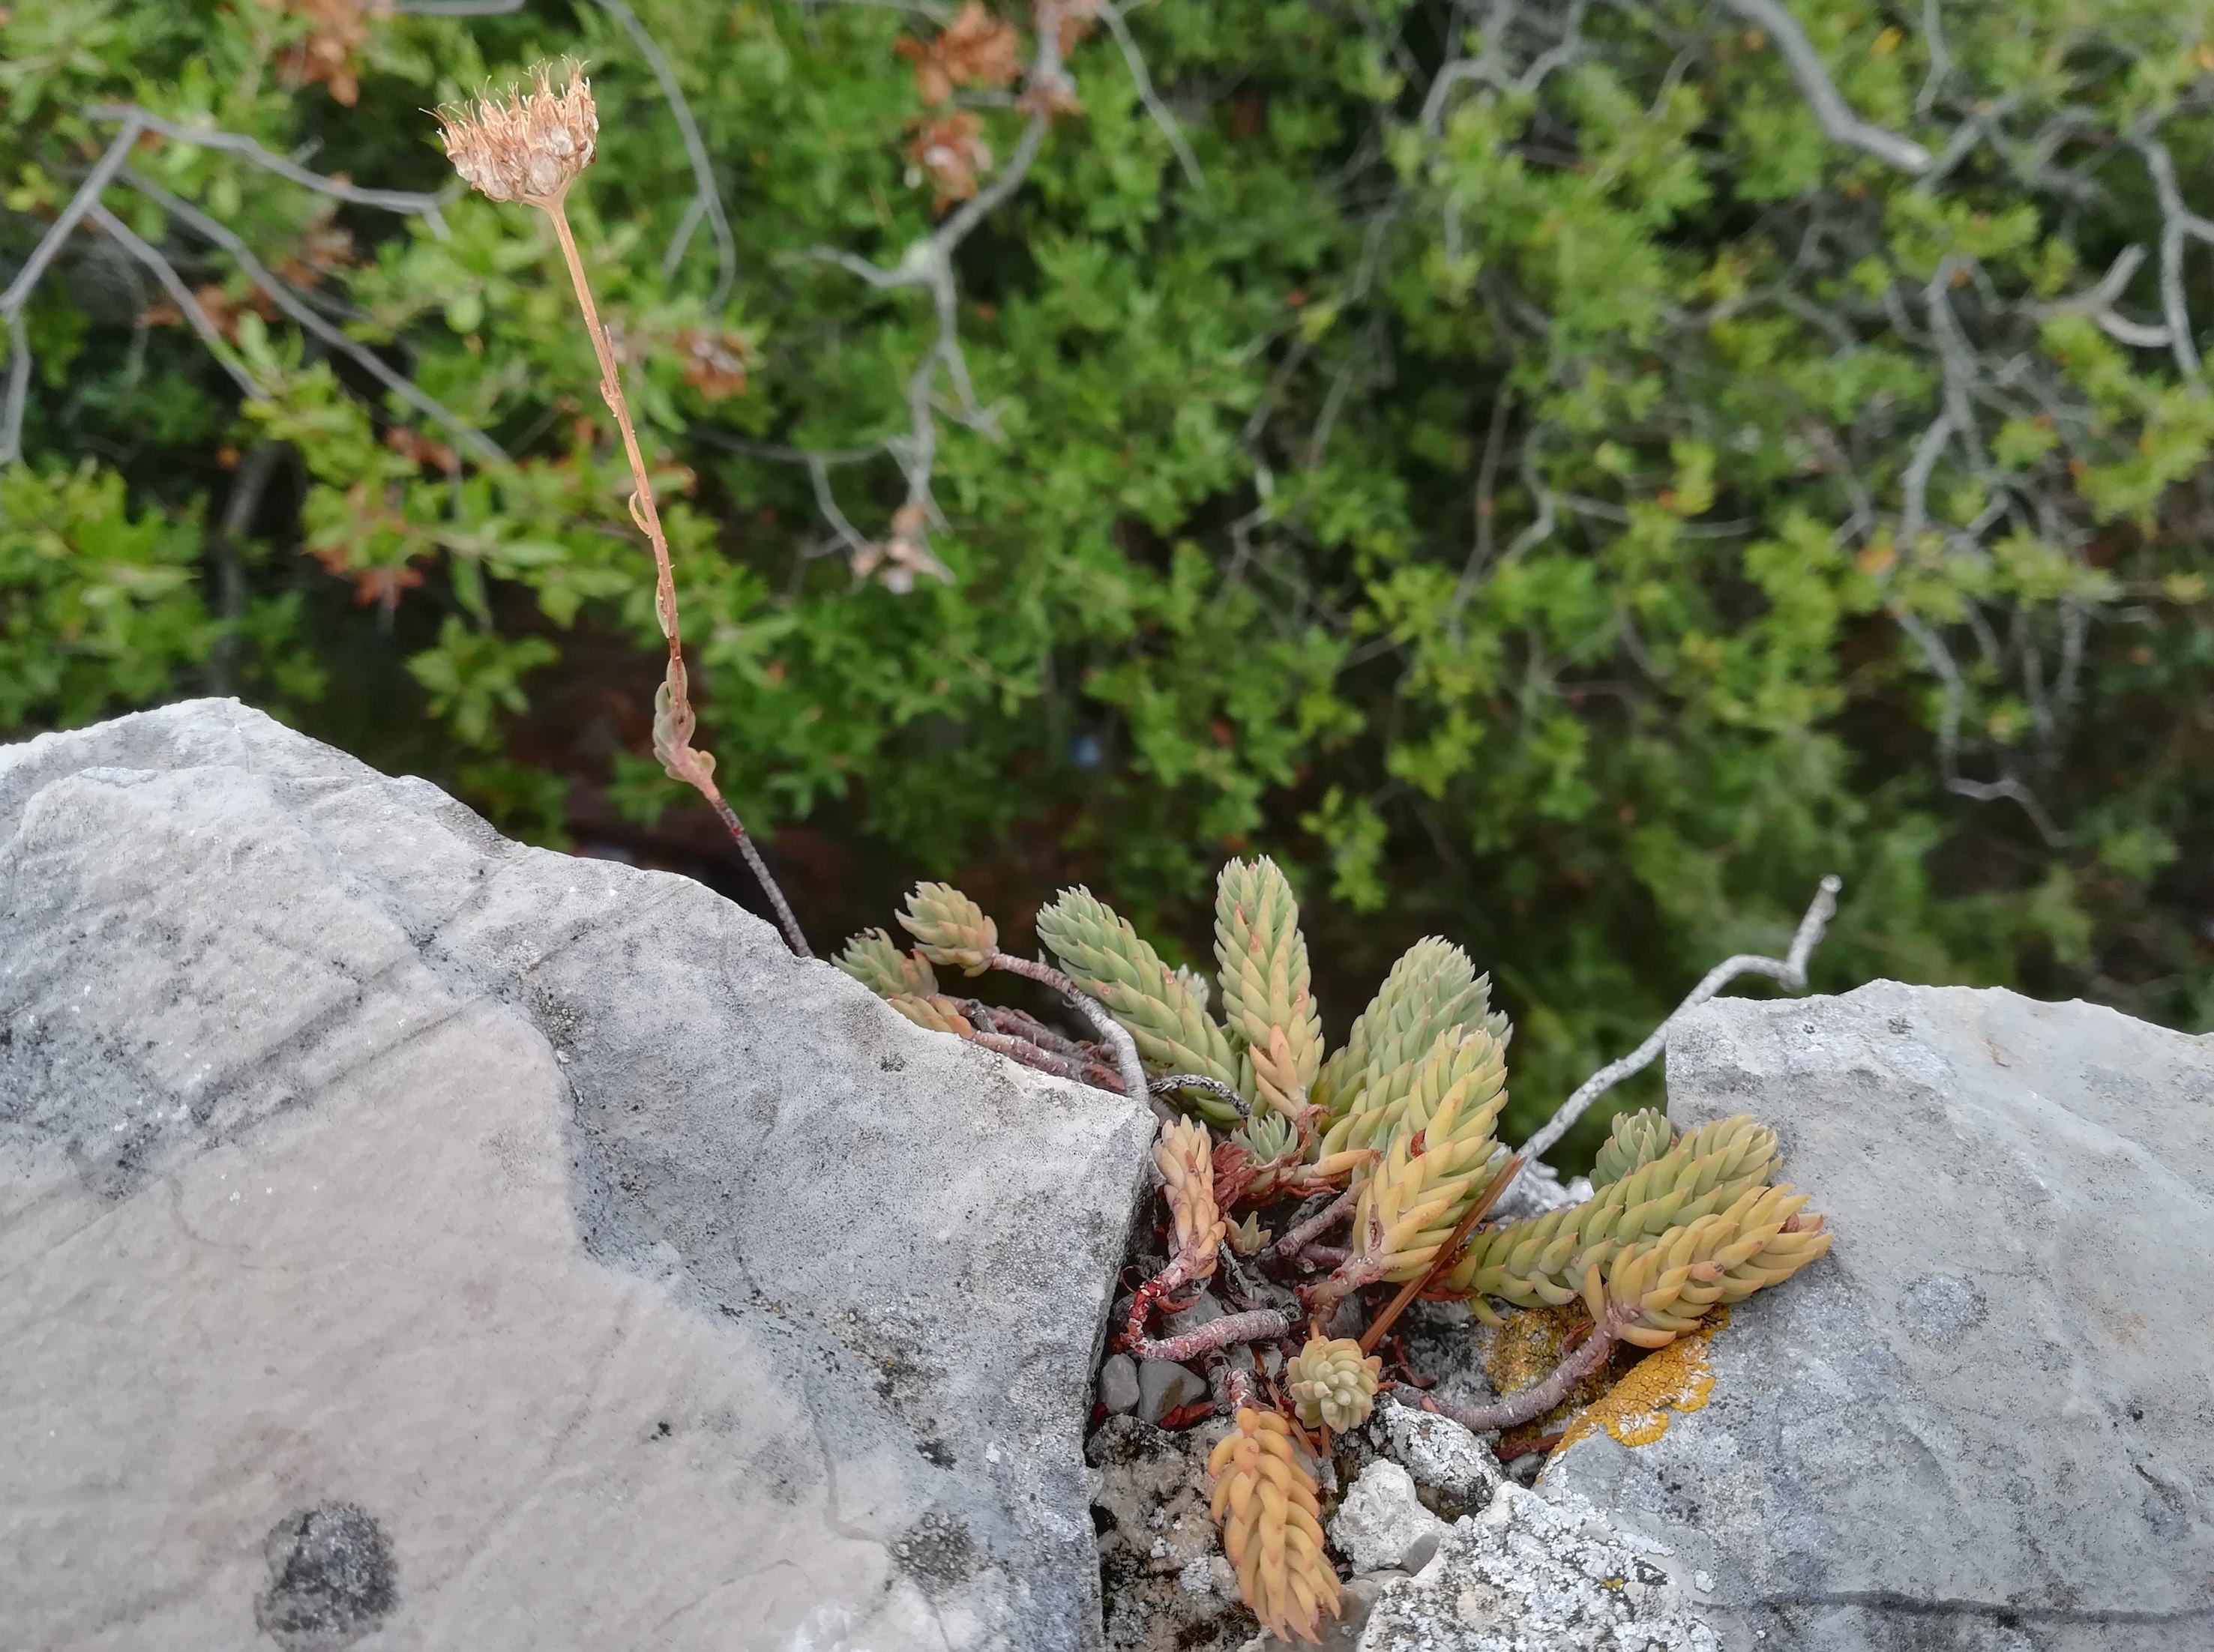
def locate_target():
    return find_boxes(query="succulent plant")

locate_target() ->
[834,928,938,998]
[1350,1029,1513,1285]
[1213,857,1323,1117]
[1443,1115,1780,1315]
[1208,1408,1341,1643]
[1232,1109,1299,1166]
[1226,1212,1272,1254]
[1035,886,1243,1119]
[1156,1118,1227,1279]
[885,992,973,1036]
[830,857,1840,1652]
[1309,938,1508,1124]
[1592,1106,1674,1189]
[897,881,999,975]
[1285,1337,1383,1430]
[1586,1183,1832,1348]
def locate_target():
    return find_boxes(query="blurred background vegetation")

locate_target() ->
[7,0,2212,1162]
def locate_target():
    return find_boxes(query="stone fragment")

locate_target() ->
[1136,1360,1209,1426]
[1329,1461,1451,1576]
[0,700,1155,1652]
[1357,1483,1718,1651]
[1098,1353,1142,1415]
[1377,1399,1501,1519]
[1087,1415,1246,1652]
[1544,983,2214,1651]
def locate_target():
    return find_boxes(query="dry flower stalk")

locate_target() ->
[436,63,810,957]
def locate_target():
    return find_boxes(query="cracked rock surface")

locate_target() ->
[1357,1482,1717,1651]
[0,700,1154,1651]
[1545,983,2214,1652]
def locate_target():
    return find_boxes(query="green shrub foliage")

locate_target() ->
[6,0,2210,1149]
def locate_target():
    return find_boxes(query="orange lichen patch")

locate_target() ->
[1482,1302,1583,1394]
[1555,1306,1727,1454]
[1483,1303,1619,1454]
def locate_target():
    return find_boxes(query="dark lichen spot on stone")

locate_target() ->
[879,1053,906,1073]
[891,1511,980,1597]
[652,1420,673,1438]
[1896,1273,1988,1347]
[254,1502,397,1651]
[918,1437,954,1467]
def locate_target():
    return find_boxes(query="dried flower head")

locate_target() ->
[905,111,994,211]
[894,1,1023,106]
[437,61,599,205]
[280,0,373,107]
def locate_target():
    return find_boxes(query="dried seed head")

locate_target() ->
[437,61,599,205]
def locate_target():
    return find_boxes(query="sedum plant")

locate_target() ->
[838,856,1838,1642]
[1206,1408,1339,1645]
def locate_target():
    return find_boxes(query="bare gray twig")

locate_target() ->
[1715,0,1934,173]
[120,169,508,466]
[88,106,454,235]
[1098,0,1207,194]
[1514,874,1844,1166]
[1149,1073,1251,1119]
[84,204,261,400]
[0,112,145,463]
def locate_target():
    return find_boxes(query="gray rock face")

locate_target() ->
[1330,1462,1450,1576]
[0,700,1154,1651]
[1356,1483,1718,1651]
[1377,1400,1500,1519]
[1544,981,2214,1651]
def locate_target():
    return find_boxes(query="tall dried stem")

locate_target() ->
[539,198,810,958]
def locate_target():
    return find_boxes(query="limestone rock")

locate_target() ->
[1086,1416,1246,1652]
[1135,1360,1208,1426]
[1098,1354,1142,1416]
[1330,1461,1450,1576]
[1377,1399,1500,1519]
[1544,982,2214,1651]
[1356,1482,1718,1651]
[0,700,1155,1651]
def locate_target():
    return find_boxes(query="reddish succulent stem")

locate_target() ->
[1218,1363,1261,1413]
[1129,1309,1295,1363]
[964,1028,1092,1082]
[541,196,810,959]
[987,950,1152,1106]
[1424,1318,1620,1433]
[1494,1429,1568,1463]
[1263,1187,1356,1267]
[1357,1154,1523,1356]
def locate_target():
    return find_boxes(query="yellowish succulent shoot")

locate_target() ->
[1284,1337,1383,1430]
[1208,1408,1341,1643]
[1226,1212,1272,1255]
[1157,1118,1227,1279]
[897,881,999,975]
